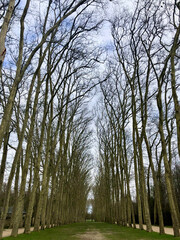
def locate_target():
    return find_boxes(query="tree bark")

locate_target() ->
[0,0,30,149]
[11,69,43,237]
[0,0,15,73]
[157,87,180,237]
[170,25,180,157]
[144,133,165,234]
[0,131,10,196]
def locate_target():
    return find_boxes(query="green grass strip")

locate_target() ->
[4,222,180,240]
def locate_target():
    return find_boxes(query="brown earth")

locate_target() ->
[2,227,34,238]
[77,230,107,240]
[136,224,180,235]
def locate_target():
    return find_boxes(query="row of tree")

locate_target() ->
[93,0,180,237]
[0,0,102,238]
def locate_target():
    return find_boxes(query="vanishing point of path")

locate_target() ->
[3,222,180,240]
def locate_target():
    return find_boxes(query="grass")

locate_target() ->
[95,222,180,240]
[3,223,88,240]
[4,222,180,240]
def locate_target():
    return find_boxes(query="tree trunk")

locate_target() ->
[11,70,43,237]
[0,0,15,73]
[0,0,30,149]
[144,133,165,234]
[0,64,38,239]
[132,97,143,230]
[157,88,180,237]
[9,154,21,228]
[0,132,10,196]
[24,72,49,233]
[170,24,180,157]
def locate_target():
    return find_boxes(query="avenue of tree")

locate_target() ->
[93,0,180,237]
[0,0,179,239]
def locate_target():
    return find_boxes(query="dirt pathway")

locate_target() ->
[2,227,34,238]
[77,230,107,240]
[136,224,180,235]
[2,225,179,238]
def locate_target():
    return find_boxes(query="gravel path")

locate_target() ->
[77,230,107,240]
